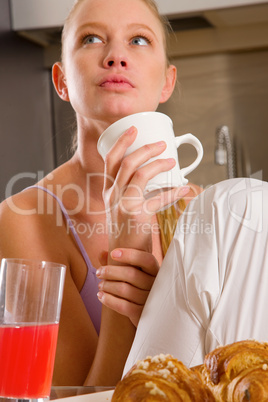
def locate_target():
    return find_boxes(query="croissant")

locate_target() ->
[112,353,215,401]
[200,340,268,401]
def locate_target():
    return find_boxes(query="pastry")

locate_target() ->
[200,340,268,401]
[114,340,268,401]
[112,353,215,401]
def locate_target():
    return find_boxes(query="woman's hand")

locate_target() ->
[97,248,159,327]
[101,126,189,326]
[102,126,189,256]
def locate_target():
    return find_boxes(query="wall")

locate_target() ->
[158,49,268,189]
[0,0,55,201]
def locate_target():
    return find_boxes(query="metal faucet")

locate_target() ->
[215,125,236,179]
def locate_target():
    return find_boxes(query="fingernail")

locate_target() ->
[111,249,123,258]
[167,158,176,164]
[97,291,103,300]
[98,281,103,290]
[156,141,166,147]
[126,126,136,135]
[96,268,102,277]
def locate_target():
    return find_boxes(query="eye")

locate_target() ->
[130,36,151,46]
[83,35,103,45]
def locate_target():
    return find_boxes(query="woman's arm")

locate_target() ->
[103,126,189,254]
[83,128,189,385]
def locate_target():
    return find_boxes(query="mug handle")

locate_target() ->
[175,133,203,177]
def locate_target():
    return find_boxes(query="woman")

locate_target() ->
[0,0,198,385]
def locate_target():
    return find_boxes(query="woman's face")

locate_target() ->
[56,0,176,125]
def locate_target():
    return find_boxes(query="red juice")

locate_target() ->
[0,323,59,398]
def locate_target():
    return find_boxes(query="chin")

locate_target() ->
[107,106,156,122]
[96,98,157,124]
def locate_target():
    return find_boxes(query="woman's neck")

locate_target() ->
[75,119,107,169]
[69,121,108,199]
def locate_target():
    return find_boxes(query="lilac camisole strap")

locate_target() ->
[26,185,102,334]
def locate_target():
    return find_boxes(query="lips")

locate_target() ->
[99,75,134,89]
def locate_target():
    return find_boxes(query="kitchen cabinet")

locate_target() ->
[155,0,268,16]
[10,0,268,30]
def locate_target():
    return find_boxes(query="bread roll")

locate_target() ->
[200,340,268,401]
[112,353,215,401]
[114,341,268,401]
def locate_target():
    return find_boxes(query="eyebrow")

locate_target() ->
[75,21,159,42]
[75,21,107,34]
[127,23,159,41]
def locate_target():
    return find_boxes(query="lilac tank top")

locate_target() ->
[27,186,102,334]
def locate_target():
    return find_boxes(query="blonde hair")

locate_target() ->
[157,199,187,256]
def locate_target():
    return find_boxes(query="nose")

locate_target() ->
[103,43,128,69]
[105,59,127,68]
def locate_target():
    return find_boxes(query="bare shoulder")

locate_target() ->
[0,187,59,227]
[0,189,101,384]
[0,188,70,265]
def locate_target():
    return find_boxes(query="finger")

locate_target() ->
[98,280,149,305]
[143,185,190,214]
[96,264,155,290]
[103,126,137,191]
[110,248,160,276]
[97,291,143,327]
[123,157,176,195]
[113,141,167,190]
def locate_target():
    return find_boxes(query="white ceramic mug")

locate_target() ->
[97,112,203,196]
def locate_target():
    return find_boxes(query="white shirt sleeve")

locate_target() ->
[123,178,268,376]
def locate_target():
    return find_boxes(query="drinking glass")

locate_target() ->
[0,258,66,402]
